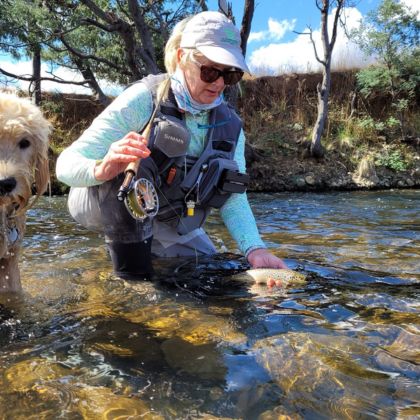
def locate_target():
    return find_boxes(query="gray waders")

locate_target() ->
[67,158,216,280]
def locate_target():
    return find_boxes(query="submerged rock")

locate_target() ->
[161,336,227,381]
[76,385,161,419]
[3,357,74,393]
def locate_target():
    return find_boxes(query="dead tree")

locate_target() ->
[307,0,345,158]
[219,0,255,109]
[240,0,254,57]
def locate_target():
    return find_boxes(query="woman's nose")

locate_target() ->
[213,75,225,88]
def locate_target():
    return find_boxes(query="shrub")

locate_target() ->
[375,149,408,171]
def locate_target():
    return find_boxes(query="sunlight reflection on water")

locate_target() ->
[0,190,418,418]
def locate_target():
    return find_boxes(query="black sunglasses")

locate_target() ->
[192,60,244,85]
[201,65,244,85]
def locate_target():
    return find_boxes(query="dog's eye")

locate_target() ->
[19,138,31,149]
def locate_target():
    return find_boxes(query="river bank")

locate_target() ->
[43,70,419,194]
[244,141,420,192]
[239,72,419,193]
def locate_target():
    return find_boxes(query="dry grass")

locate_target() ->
[239,70,418,145]
[27,70,418,193]
[41,92,106,153]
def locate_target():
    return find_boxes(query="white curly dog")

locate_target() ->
[0,92,50,292]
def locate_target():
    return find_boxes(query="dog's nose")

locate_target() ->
[0,177,17,195]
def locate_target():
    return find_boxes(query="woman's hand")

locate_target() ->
[247,248,288,269]
[247,248,289,287]
[94,132,151,182]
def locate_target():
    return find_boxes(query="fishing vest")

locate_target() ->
[139,74,249,235]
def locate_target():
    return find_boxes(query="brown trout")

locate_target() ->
[234,268,307,287]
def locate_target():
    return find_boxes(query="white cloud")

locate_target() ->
[249,7,376,75]
[400,0,420,16]
[268,18,297,41]
[248,31,266,42]
[249,17,296,43]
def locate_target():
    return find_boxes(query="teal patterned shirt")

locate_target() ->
[56,82,266,256]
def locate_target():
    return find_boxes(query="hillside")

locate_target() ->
[43,71,420,194]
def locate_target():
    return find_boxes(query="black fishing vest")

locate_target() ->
[139,74,249,234]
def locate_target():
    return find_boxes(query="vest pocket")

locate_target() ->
[196,158,240,208]
[156,201,184,224]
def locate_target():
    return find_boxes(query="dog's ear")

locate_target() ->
[32,108,51,196]
[34,150,50,196]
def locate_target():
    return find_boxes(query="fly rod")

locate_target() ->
[117,77,171,202]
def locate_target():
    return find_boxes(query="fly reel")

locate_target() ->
[125,178,159,221]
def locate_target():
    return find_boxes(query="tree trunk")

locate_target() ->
[309,0,344,158]
[311,69,330,157]
[80,0,144,80]
[73,57,111,106]
[224,0,254,109]
[240,0,254,57]
[32,45,42,105]
[197,0,208,11]
[115,20,144,81]
[127,0,159,75]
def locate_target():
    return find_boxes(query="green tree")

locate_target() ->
[0,0,255,103]
[0,0,54,104]
[0,0,107,103]
[0,0,202,102]
[352,0,420,138]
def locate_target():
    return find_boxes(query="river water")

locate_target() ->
[0,190,418,419]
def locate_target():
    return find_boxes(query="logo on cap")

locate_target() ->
[221,27,238,45]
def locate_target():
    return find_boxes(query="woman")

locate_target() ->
[56,11,288,281]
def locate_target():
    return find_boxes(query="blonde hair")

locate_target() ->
[158,15,204,99]
[164,17,189,74]
[164,16,205,75]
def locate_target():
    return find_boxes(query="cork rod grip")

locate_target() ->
[123,123,153,176]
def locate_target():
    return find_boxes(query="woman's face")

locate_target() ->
[178,49,227,104]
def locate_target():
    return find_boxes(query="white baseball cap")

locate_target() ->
[180,11,250,73]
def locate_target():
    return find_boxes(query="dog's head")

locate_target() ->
[0,93,50,211]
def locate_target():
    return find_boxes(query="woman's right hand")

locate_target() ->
[94,132,151,182]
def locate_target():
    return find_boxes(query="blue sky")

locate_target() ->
[1,0,418,93]
[207,0,382,54]
[207,0,418,73]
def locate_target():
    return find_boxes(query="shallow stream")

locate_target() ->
[0,190,418,419]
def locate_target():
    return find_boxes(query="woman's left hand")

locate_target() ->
[247,248,288,269]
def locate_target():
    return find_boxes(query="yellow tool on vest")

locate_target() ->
[186,200,195,217]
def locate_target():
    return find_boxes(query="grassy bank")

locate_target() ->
[42,70,420,194]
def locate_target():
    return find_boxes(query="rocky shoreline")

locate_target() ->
[245,149,420,193]
[50,157,419,196]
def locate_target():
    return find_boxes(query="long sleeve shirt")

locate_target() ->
[56,82,266,256]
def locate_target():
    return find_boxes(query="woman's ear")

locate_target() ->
[177,48,184,65]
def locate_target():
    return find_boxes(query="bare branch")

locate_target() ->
[166,0,190,28]
[81,17,119,33]
[58,32,128,74]
[197,0,208,12]
[0,66,89,86]
[240,0,254,56]
[295,27,325,66]
[80,0,112,23]
[315,0,323,11]
[310,30,325,65]
[330,0,345,50]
